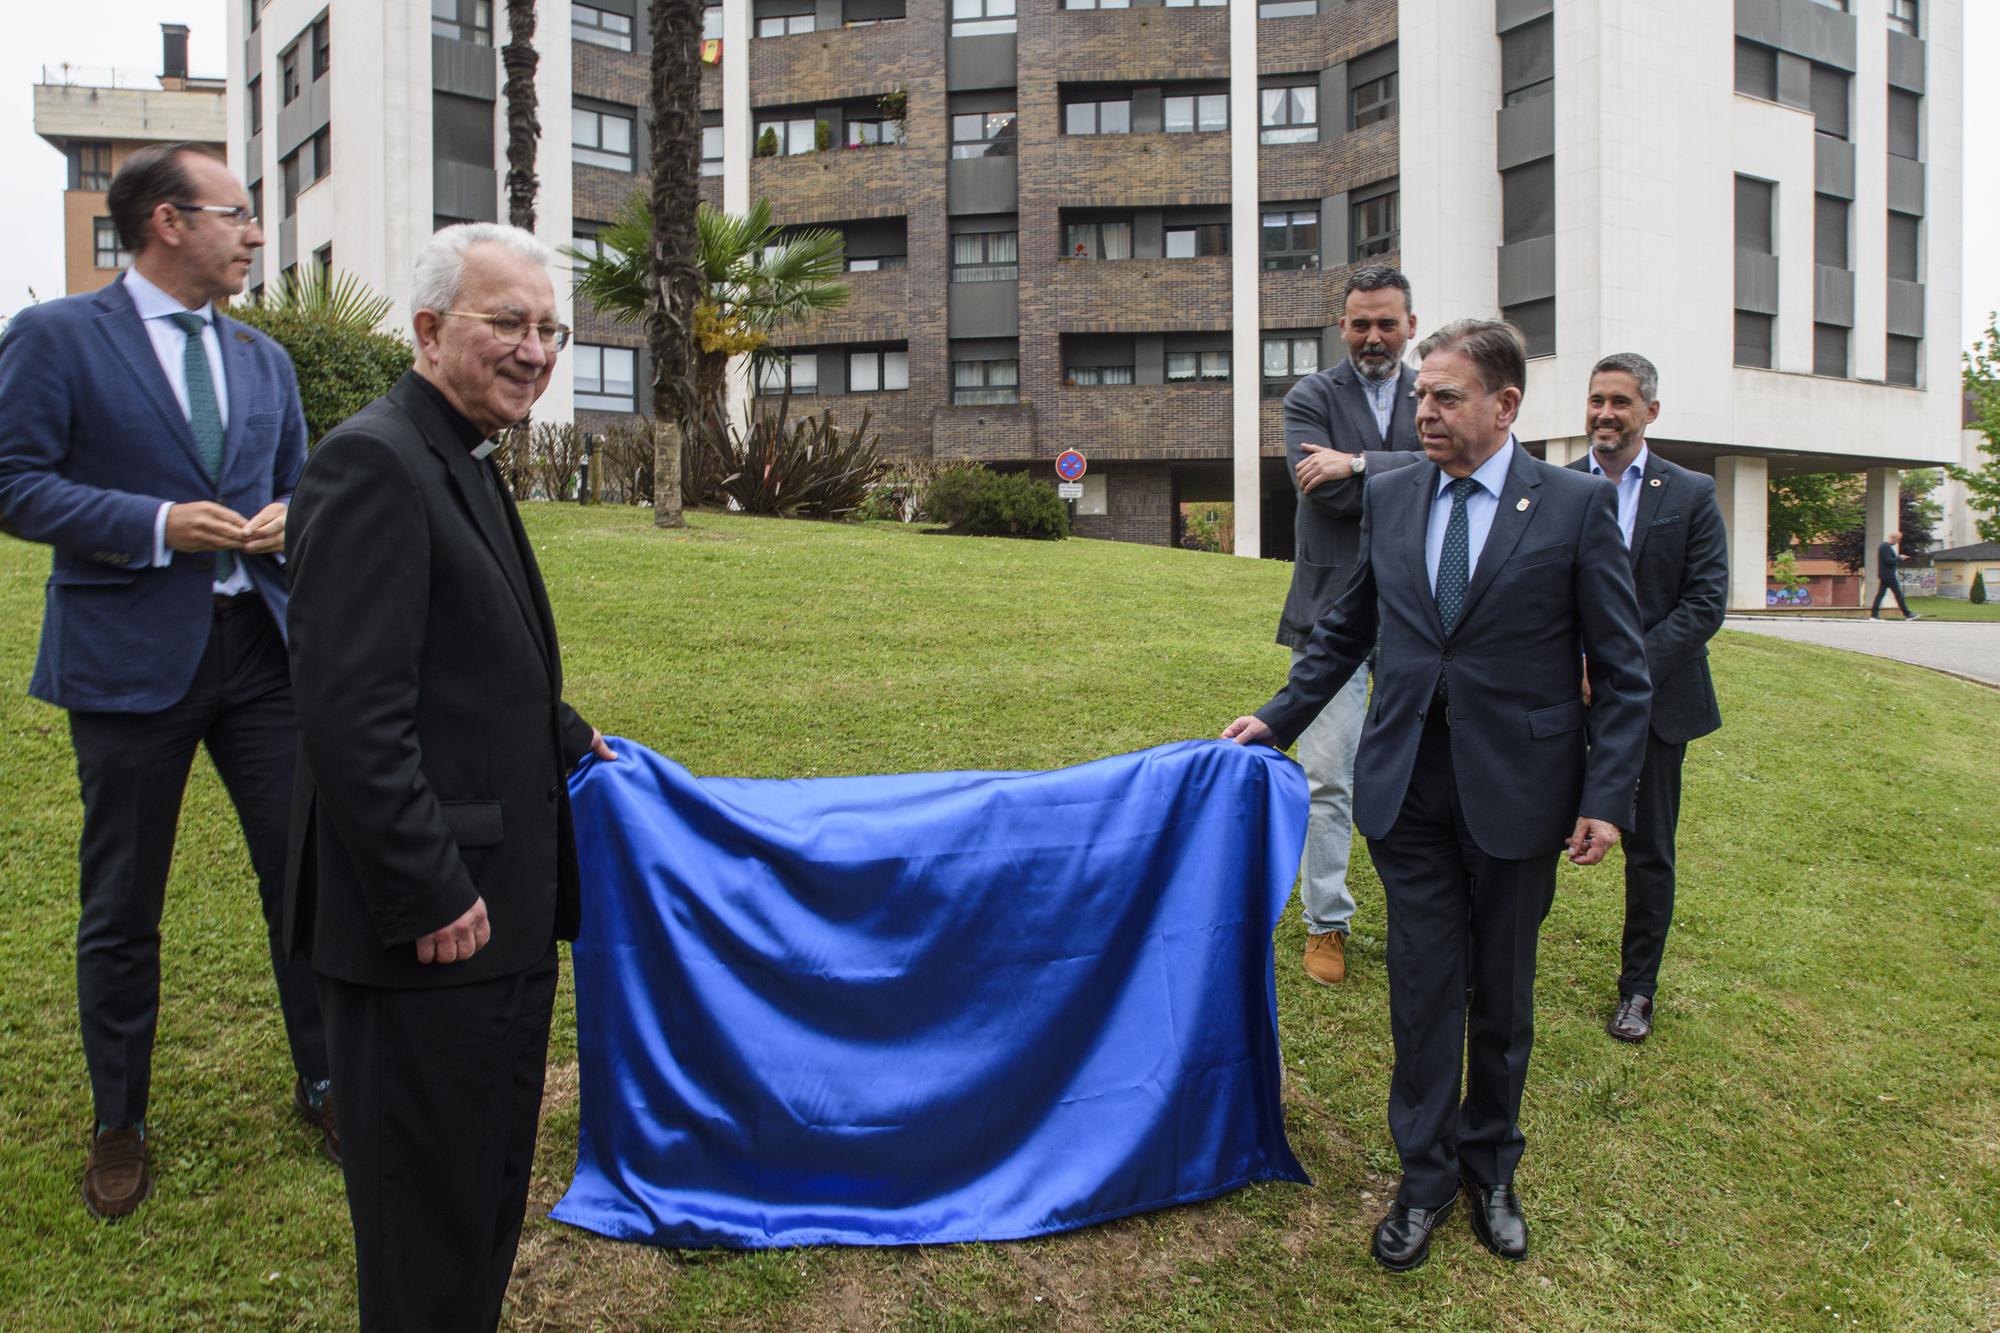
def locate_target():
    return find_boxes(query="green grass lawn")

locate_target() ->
[2,506,1996,1331]
[1901,595,2000,622]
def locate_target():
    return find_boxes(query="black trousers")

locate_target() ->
[1618,733,1687,1001]
[1871,574,1912,615]
[1364,711,1558,1209]
[318,950,559,1333]
[69,594,327,1128]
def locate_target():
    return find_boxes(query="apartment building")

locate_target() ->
[226,0,1964,603]
[33,25,226,297]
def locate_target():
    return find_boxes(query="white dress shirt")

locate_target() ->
[1425,438,1516,593]
[125,269,250,594]
[1586,442,1651,549]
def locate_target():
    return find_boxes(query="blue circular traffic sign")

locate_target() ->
[1056,450,1087,482]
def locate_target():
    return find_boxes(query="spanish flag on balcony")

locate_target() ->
[700,38,722,65]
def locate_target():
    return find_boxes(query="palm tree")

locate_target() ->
[260,266,394,331]
[502,1,540,231]
[566,193,848,433]
[647,0,705,528]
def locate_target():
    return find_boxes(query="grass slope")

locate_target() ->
[1,506,1995,1331]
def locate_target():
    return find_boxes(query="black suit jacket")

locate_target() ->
[1876,541,1907,580]
[1257,445,1653,860]
[1565,452,1726,744]
[282,373,595,987]
[1275,359,1424,648]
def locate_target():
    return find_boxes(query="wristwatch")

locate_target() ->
[1351,452,1368,475]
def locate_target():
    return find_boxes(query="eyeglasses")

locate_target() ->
[440,310,573,352]
[172,203,260,230]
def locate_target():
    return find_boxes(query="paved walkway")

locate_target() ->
[1723,614,2000,687]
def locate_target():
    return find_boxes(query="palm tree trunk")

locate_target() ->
[647,0,703,529]
[502,2,540,231]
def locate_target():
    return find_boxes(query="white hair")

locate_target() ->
[410,223,554,317]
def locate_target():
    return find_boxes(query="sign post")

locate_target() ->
[1055,450,1087,526]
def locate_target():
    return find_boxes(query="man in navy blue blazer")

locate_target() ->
[1226,320,1652,1271]
[0,144,332,1218]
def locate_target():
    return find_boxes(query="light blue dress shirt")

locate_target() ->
[1358,367,1398,442]
[1587,443,1650,549]
[125,269,250,594]
[1425,438,1516,593]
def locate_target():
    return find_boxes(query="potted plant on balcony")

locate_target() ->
[878,90,909,144]
[756,126,779,157]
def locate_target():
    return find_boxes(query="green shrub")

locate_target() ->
[756,126,779,157]
[706,396,884,519]
[1974,570,1988,605]
[815,119,832,152]
[918,462,987,528]
[962,469,1070,540]
[230,303,410,448]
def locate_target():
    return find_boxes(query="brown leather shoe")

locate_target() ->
[1303,930,1347,985]
[83,1126,151,1220]
[1607,994,1654,1043]
[295,1076,341,1166]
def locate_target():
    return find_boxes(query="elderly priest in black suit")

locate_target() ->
[284,223,614,1331]
[1225,319,1651,1272]
[1567,353,1728,1043]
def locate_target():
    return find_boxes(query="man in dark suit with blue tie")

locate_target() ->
[1226,320,1652,1271]
[1567,354,1728,1043]
[0,144,331,1219]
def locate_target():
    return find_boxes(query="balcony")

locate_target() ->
[1052,383,1233,461]
[1047,5,1227,82]
[1258,117,1397,202]
[1049,132,1230,209]
[748,20,915,105]
[1258,0,1397,71]
[1259,265,1340,331]
[786,265,911,345]
[1053,256,1231,333]
[751,143,914,224]
[574,163,644,228]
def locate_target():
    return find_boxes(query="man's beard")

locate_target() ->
[1351,347,1399,382]
[1592,426,1642,455]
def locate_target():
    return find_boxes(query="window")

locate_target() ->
[848,349,909,392]
[844,0,906,25]
[703,4,723,37]
[575,3,635,49]
[847,119,893,147]
[282,150,302,216]
[1065,365,1136,385]
[757,12,814,36]
[92,218,129,270]
[1888,89,1920,160]
[1261,208,1319,270]
[1064,0,1131,7]
[1813,323,1848,378]
[572,226,606,262]
[1261,334,1319,397]
[247,77,264,137]
[1351,191,1398,260]
[249,182,262,229]
[1886,334,1920,386]
[1066,220,1133,260]
[1501,17,1553,105]
[1815,194,1849,270]
[1163,93,1227,133]
[702,124,724,175]
[310,127,332,183]
[1065,99,1131,136]
[1734,311,1773,369]
[755,117,818,156]
[756,352,818,396]
[1164,0,1226,6]
[951,109,1017,157]
[1259,84,1317,144]
[1504,299,1555,359]
[952,358,1019,405]
[70,142,112,192]
[433,0,494,44]
[1167,350,1230,382]
[1350,72,1396,128]
[1164,223,1229,258]
[952,0,1016,36]
[846,254,906,271]
[1259,0,1317,15]
[1735,39,1778,101]
[436,90,495,167]
[575,345,639,411]
[575,106,636,170]
[1887,0,1918,37]
[1502,158,1554,245]
[952,231,1018,282]
[1735,176,1775,254]
[312,16,330,79]
[314,242,333,282]
[1810,64,1849,140]
[1887,211,1921,282]
[281,46,301,105]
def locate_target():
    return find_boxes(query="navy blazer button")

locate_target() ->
[1442,650,1454,661]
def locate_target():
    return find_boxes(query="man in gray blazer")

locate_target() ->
[1566,354,1727,1043]
[1227,320,1651,1271]
[1275,266,1424,985]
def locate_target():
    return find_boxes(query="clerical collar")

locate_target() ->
[403,370,500,456]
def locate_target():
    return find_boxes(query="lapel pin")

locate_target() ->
[1649,477,1662,487]
[1516,497,1531,512]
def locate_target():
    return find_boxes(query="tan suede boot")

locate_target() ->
[1303,930,1347,985]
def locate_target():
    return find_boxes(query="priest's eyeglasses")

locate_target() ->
[441,310,573,352]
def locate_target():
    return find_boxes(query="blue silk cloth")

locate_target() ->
[551,739,1311,1248]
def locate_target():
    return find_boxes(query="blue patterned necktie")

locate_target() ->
[1435,476,1476,636]
[167,310,233,581]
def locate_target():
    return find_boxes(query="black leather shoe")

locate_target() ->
[1460,1170,1528,1261]
[1371,1191,1458,1272]
[1607,994,1654,1043]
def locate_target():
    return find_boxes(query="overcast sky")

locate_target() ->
[3,2,1995,352]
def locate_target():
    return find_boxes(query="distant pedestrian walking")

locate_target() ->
[1870,531,1920,620]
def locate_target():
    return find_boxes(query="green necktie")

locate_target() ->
[1435,477,1476,637]
[167,311,233,581]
